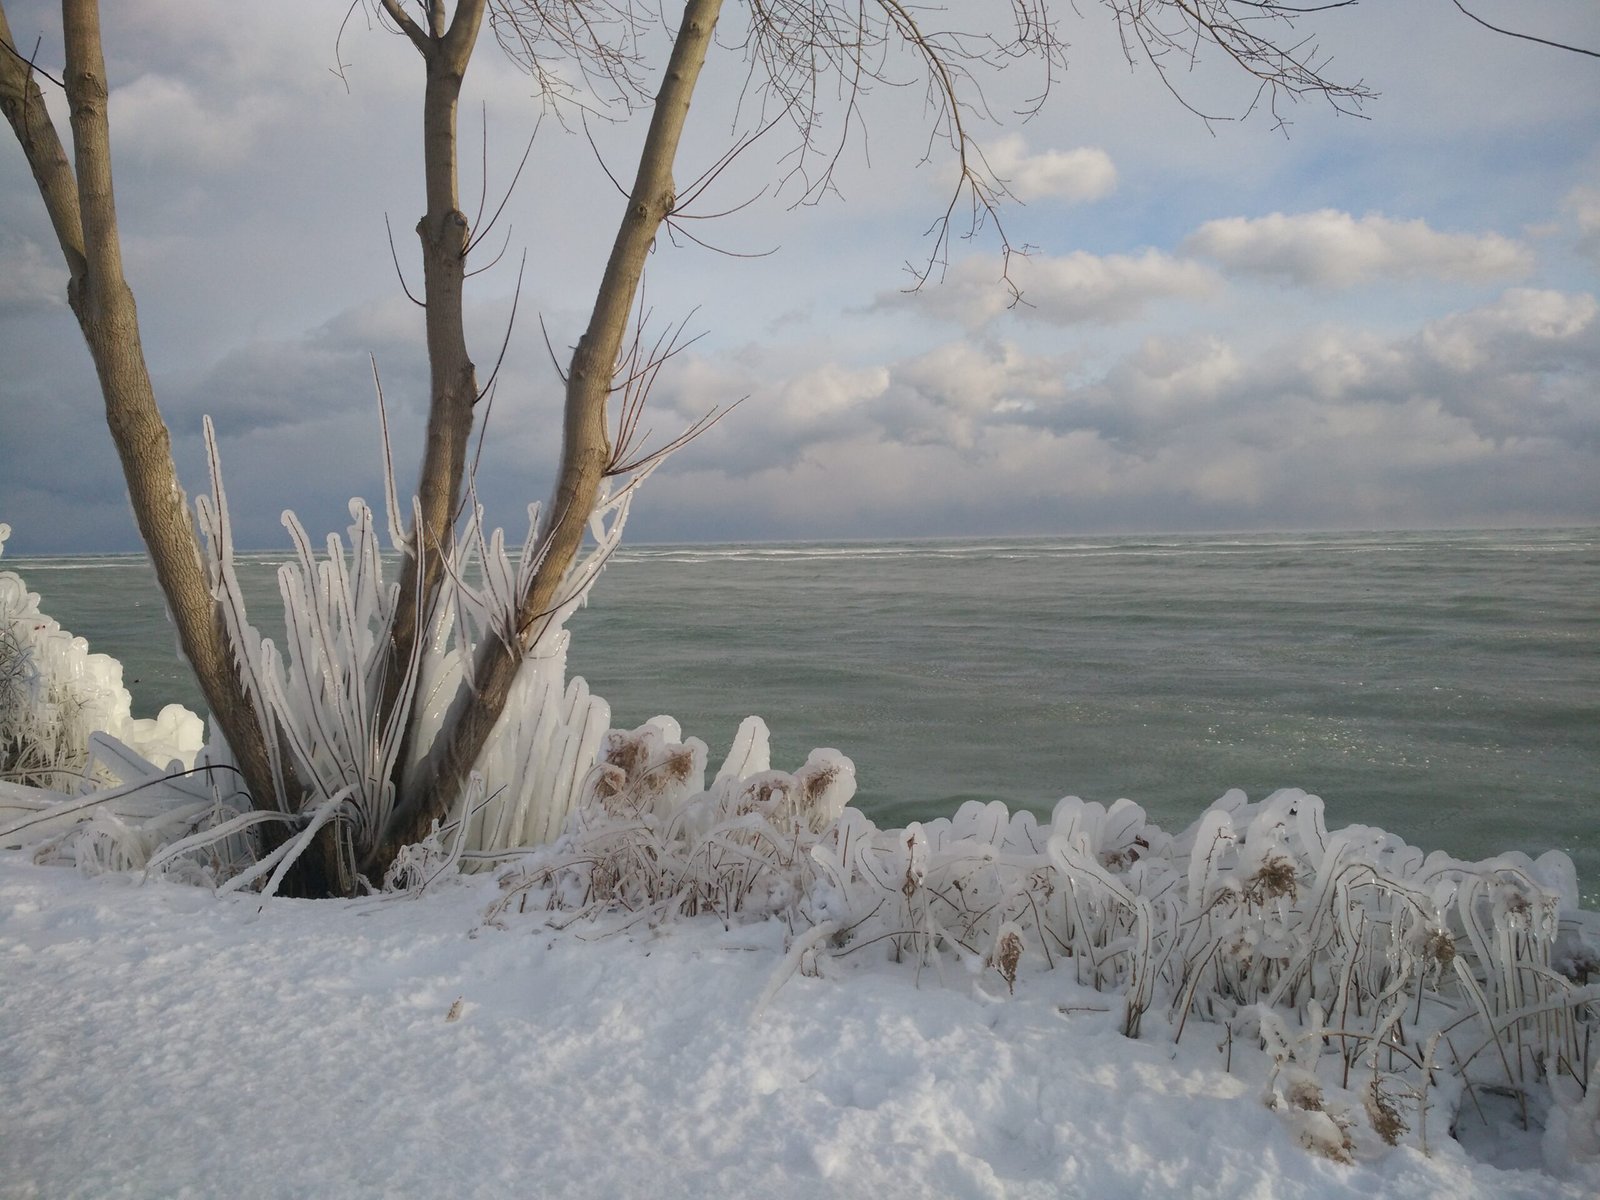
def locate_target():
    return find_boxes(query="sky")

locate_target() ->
[0,0,1597,553]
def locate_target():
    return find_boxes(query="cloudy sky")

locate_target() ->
[1,1,1597,553]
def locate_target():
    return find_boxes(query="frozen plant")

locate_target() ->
[497,762,1598,1168]
[187,421,636,895]
[486,716,856,929]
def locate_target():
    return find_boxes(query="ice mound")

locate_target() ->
[0,523,204,784]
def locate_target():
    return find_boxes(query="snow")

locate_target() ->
[0,856,1591,1200]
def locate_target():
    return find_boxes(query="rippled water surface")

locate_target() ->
[12,528,1598,901]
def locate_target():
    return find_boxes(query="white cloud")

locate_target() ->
[1183,210,1533,287]
[0,238,66,315]
[110,73,282,171]
[1419,288,1597,373]
[1284,328,1406,401]
[645,286,1600,538]
[881,340,1074,449]
[1564,186,1600,268]
[908,250,1218,329]
[980,135,1117,203]
[774,363,890,424]
[1229,289,1600,455]
[1105,335,1242,408]
[892,340,1069,416]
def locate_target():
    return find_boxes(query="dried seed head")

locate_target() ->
[1365,1080,1408,1146]
[588,764,634,816]
[737,779,786,816]
[1247,856,1299,903]
[993,929,1024,994]
[801,764,839,808]
[1423,927,1456,967]
[1286,1076,1324,1112]
[901,833,921,901]
[603,734,645,778]
[590,858,618,902]
[1558,947,1599,984]
[662,747,696,784]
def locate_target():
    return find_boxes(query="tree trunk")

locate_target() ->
[375,2,486,773]
[370,0,726,874]
[0,1,357,894]
[4,4,276,814]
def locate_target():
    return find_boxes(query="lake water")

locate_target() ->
[9,528,1598,903]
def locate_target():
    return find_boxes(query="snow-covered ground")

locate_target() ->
[1,854,1590,1200]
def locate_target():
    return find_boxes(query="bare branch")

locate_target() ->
[465,115,540,256]
[463,223,514,276]
[472,101,490,232]
[538,311,570,384]
[582,111,633,200]
[606,297,713,476]
[1109,0,1377,128]
[662,212,778,259]
[474,250,527,404]
[384,212,426,306]
[1450,1,1600,60]
[607,400,739,477]
[0,30,64,90]
[487,0,653,117]
[331,1,366,93]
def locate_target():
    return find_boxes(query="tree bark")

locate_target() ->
[375,0,487,789]
[0,7,84,279]
[370,0,726,873]
[2,2,278,814]
[0,2,351,894]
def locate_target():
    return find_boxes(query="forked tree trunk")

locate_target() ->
[7,0,726,891]
[369,0,727,873]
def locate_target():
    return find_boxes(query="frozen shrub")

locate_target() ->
[499,744,1598,1168]
[488,718,856,928]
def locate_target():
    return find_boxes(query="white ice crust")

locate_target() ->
[0,532,204,777]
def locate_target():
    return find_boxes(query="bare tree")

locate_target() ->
[370,0,728,868]
[7,0,1487,896]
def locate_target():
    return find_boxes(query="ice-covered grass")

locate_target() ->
[469,717,1599,1180]
[1,851,1594,1199]
[189,421,633,886]
[3,436,638,888]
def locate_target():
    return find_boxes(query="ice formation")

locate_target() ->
[0,417,638,885]
[1,523,234,873]
[487,719,1599,1176]
[0,522,204,785]
[173,421,632,885]
[480,715,856,918]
